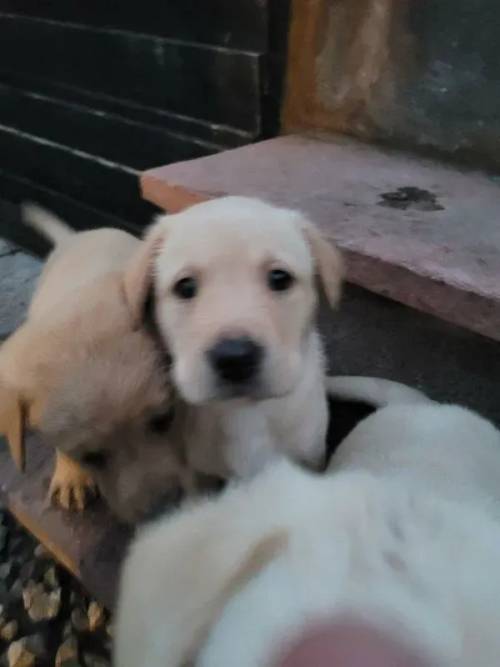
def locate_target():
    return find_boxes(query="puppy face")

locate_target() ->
[149,198,342,404]
[39,331,188,523]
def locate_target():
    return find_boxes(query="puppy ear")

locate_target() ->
[0,383,27,471]
[302,222,344,307]
[122,219,166,328]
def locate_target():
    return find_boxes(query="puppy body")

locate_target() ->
[326,377,500,517]
[0,206,189,522]
[115,379,500,666]
[134,197,342,479]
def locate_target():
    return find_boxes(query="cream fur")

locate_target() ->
[115,379,500,666]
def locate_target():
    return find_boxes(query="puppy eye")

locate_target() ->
[80,450,108,469]
[148,407,175,434]
[172,276,197,300]
[267,269,295,292]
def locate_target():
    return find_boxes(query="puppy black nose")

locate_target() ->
[208,337,263,383]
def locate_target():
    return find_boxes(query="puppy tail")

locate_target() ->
[21,203,74,246]
[326,376,432,408]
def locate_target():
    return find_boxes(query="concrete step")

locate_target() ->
[141,133,500,342]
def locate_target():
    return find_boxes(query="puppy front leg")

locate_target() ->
[49,450,97,511]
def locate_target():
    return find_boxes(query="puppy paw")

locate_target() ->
[49,453,98,512]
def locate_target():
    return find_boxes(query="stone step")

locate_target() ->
[141,133,500,342]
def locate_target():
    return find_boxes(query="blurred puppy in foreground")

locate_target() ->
[115,377,500,666]
[0,205,192,523]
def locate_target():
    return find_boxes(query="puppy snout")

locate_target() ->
[208,336,263,384]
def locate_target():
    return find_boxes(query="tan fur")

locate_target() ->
[123,222,166,328]
[0,381,26,470]
[0,205,190,522]
[49,451,97,512]
[131,197,343,479]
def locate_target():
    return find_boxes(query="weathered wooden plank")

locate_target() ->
[0,84,219,171]
[2,0,269,51]
[0,436,131,609]
[0,14,263,135]
[0,125,158,224]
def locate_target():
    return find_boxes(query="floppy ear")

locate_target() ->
[302,222,344,307]
[122,219,167,328]
[0,383,27,471]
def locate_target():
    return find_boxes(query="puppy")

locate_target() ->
[130,196,343,479]
[115,377,500,666]
[0,205,191,523]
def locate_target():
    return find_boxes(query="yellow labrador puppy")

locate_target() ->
[130,197,343,479]
[0,205,191,523]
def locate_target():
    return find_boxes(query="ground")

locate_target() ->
[0,241,41,341]
[0,509,112,667]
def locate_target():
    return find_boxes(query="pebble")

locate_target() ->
[87,602,105,632]
[25,633,46,658]
[9,579,24,600]
[0,562,12,580]
[82,653,110,667]
[70,592,82,607]
[55,636,79,667]
[1,619,18,642]
[43,566,59,589]
[7,638,36,667]
[8,537,26,557]
[71,608,89,633]
[62,620,74,639]
[0,525,8,552]
[23,581,61,621]
[18,562,36,584]
[33,544,49,560]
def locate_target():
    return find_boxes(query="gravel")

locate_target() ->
[0,509,112,667]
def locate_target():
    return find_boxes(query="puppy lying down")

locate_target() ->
[115,377,500,667]
[0,205,191,523]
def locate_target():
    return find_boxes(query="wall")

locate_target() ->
[0,1,290,243]
[284,0,500,171]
